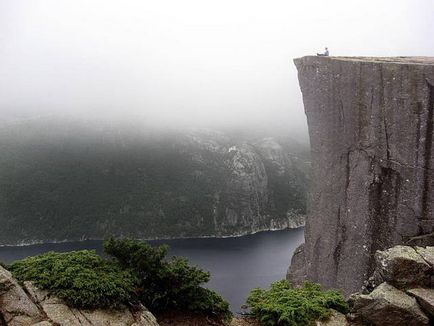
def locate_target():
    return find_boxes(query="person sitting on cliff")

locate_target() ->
[317,47,329,56]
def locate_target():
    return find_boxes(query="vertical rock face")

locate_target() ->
[293,56,434,295]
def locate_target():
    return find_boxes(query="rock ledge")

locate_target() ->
[0,265,159,326]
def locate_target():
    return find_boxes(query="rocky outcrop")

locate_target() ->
[351,282,429,326]
[0,266,43,325]
[407,288,434,318]
[214,140,306,236]
[0,266,159,326]
[290,56,434,295]
[368,245,431,289]
[349,245,434,325]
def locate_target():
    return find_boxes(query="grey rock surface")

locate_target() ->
[415,246,434,266]
[373,245,431,288]
[292,56,434,295]
[22,281,160,326]
[315,309,349,325]
[182,134,308,237]
[407,287,434,318]
[131,304,160,326]
[0,275,159,326]
[286,243,306,286]
[0,266,43,326]
[352,282,429,325]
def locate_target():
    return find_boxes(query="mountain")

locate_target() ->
[0,118,309,245]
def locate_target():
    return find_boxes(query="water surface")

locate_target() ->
[0,228,304,312]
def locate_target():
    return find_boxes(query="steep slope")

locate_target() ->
[288,56,434,295]
[0,121,309,245]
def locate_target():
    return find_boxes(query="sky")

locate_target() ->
[0,0,433,136]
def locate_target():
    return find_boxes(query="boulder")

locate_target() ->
[373,246,432,288]
[352,282,429,325]
[0,266,43,326]
[407,288,434,318]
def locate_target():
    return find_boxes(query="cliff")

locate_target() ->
[289,56,434,296]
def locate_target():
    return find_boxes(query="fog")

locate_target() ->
[1,0,433,138]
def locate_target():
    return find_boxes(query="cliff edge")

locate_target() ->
[0,265,159,326]
[289,56,434,295]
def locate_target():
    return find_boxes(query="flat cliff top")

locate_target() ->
[295,56,434,66]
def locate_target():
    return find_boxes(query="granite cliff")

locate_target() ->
[288,56,434,296]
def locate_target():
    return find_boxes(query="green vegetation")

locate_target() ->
[247,280,349,326]
[0,122,309,245]
[9,250,136,309]
[104,237,232,321]
[8,238,231,322]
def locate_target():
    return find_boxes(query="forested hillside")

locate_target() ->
[0,118,309,245]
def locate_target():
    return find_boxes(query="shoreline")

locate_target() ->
[0,221,305,248]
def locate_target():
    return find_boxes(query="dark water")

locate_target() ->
[0,228,304,313]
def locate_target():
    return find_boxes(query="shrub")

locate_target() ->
[104,237,231,321]
[247,280,349,326]
[8,238,232,322]
[9,250,136,309]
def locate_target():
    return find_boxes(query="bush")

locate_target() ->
[9,250,136,309]
[247,280,349,326]
[8,238,232,322]
[104,237,231,321]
